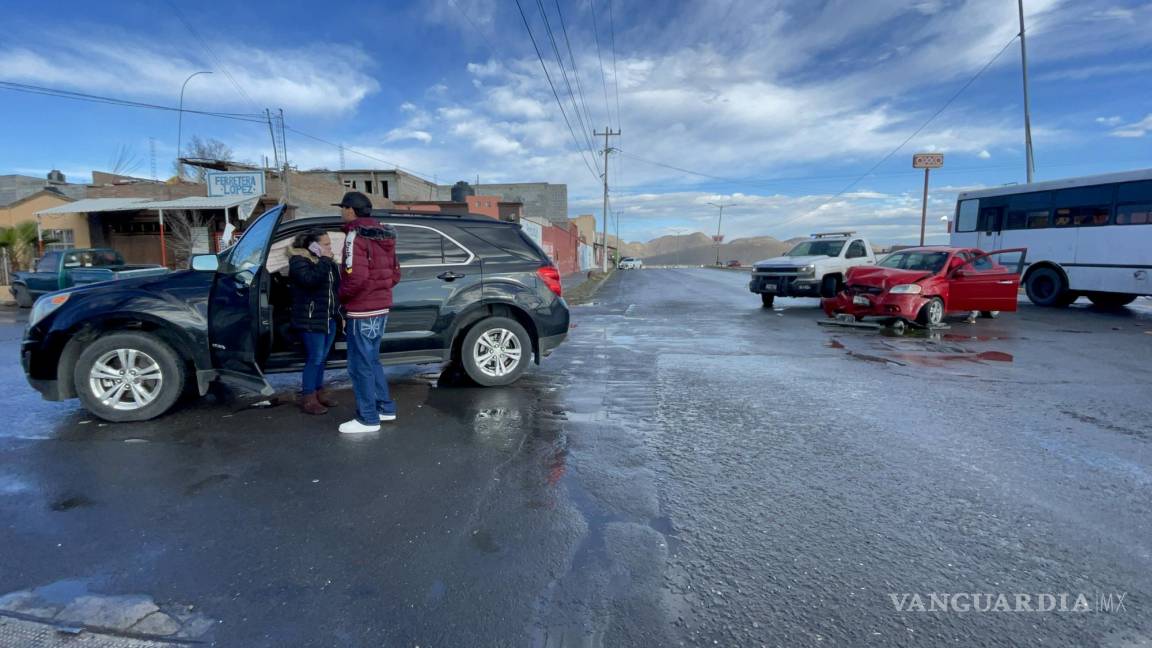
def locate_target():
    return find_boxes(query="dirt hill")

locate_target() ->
[622,234,793,266]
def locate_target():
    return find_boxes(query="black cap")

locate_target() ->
[332,191,373,212]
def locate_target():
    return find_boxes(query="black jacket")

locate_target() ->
[287,248,340,333]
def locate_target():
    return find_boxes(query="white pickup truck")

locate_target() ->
[748,232,877,307]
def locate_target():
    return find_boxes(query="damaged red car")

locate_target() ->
[821,247,1027,327]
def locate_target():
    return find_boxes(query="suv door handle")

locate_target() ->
[437,271,465,282]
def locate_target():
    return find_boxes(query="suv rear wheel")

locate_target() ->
[460,317,531,386]
[74,332,185,422]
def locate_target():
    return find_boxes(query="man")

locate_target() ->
[334,191,401,434]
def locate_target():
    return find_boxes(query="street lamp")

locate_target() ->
[177,70,213,180]
[707,202,735,266]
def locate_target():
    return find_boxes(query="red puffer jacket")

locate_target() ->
[339,217,401,318]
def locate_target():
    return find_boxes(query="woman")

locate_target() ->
[287,228,340,415]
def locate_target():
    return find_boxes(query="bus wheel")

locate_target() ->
[1088,293,1137,309]
[1025,268,1070,307]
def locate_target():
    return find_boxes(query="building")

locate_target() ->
[328,169,438,203]
[436,182,568,225]
[1,171,88,242]
[391,195,524,221]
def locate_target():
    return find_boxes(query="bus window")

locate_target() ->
[1005,191,1051,230]
[956,200,978,232]
[1117,204,1151,225]
[977,207,1002,232]
[1053,186,1113,227]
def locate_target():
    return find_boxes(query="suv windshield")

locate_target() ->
[878,251,950,273]
[786,240,845,257]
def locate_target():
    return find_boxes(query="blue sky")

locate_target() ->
[1,0,1150,244]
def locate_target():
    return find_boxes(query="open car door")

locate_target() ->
[948,248,1027,313]
[208,205,286,395]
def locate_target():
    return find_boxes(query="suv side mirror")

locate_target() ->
[191,254,220,272]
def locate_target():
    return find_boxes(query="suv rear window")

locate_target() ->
[461,225,548,263]
[393,225,471,266]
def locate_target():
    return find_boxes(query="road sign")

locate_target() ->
[712,235,724,243]
[913,153,944,169]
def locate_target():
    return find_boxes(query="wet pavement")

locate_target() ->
[1,270,1151,646]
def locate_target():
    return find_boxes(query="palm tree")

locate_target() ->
[0,222,46,271]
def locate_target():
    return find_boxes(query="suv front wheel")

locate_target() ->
[460,317,532,386]
[74,332,186,422]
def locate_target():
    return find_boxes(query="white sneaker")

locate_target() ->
[339,419,381,434]
[379,413,397,422]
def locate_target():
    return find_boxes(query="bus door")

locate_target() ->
[976,205,1004,250]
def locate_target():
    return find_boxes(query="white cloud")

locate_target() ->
[1095,116,1124,126]
[384,129,433,144]
[0,35,379,115]
[1110,114,1152,138]
[978,150,992,159]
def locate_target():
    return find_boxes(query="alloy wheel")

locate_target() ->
[88,348,164,411]
[472,328,523,378]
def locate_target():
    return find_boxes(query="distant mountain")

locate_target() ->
[621,233,794,266]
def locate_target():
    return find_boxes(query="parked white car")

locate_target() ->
[748,232,876,307]
[618,257,643,269]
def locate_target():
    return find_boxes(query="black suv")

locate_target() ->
[20,206,570,422]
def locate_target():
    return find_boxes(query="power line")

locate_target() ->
[513,0,601,182]
[166,1,260,113]
[771,34,1022,232]
[283,126,436,179]
[607,0,622,129]
[554,0,600,136]
[535,0,601,170]
[588,0,613,126]
[0,81,268,123]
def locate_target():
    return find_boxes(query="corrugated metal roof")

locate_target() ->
[144,196,254,210]
[35,198,151,215]
[35,195,255,215]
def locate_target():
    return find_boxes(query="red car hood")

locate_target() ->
[846,266,934,290]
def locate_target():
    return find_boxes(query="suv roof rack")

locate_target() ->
[810,231,855,238]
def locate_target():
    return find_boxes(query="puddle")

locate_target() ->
[942,333,1013,342]
[887,351,1014,367]
[50,494,94,512]
[826,339,845,349]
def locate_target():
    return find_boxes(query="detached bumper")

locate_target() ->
[821,292,928,321]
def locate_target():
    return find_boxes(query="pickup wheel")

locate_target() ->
[760,293,775,308]
[73,332,185,422]
[460,317,531,387]
[13,285,33,308]
[820,275,842,298]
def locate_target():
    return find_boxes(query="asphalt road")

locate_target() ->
[1,269,1151,647]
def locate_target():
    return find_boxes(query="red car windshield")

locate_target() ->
[877,251,950,273]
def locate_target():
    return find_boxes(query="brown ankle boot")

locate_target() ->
[300,393,328,415]
[315,388,337,408]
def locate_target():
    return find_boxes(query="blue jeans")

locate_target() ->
[300,321,337,395]
[345,315,396,424]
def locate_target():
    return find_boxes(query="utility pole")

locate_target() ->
[707,202,734,266]
[279,109,291,205]
[1018,0,1035,184]
[594,127,620,272]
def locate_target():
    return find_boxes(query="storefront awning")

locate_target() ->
[36,195,256,215]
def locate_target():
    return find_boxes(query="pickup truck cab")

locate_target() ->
[10,248,168,308]
[749,232,876,307]
[21,206,570,422]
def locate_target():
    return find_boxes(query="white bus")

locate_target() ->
[951,168,1152,308]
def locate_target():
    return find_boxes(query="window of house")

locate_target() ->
[342,180,354,189]
[44,228,75,250]
[364,180,374,194]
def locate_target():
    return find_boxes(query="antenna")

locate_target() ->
[149,137,157,181]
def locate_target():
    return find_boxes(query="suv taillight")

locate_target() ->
[536,265,563,297]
